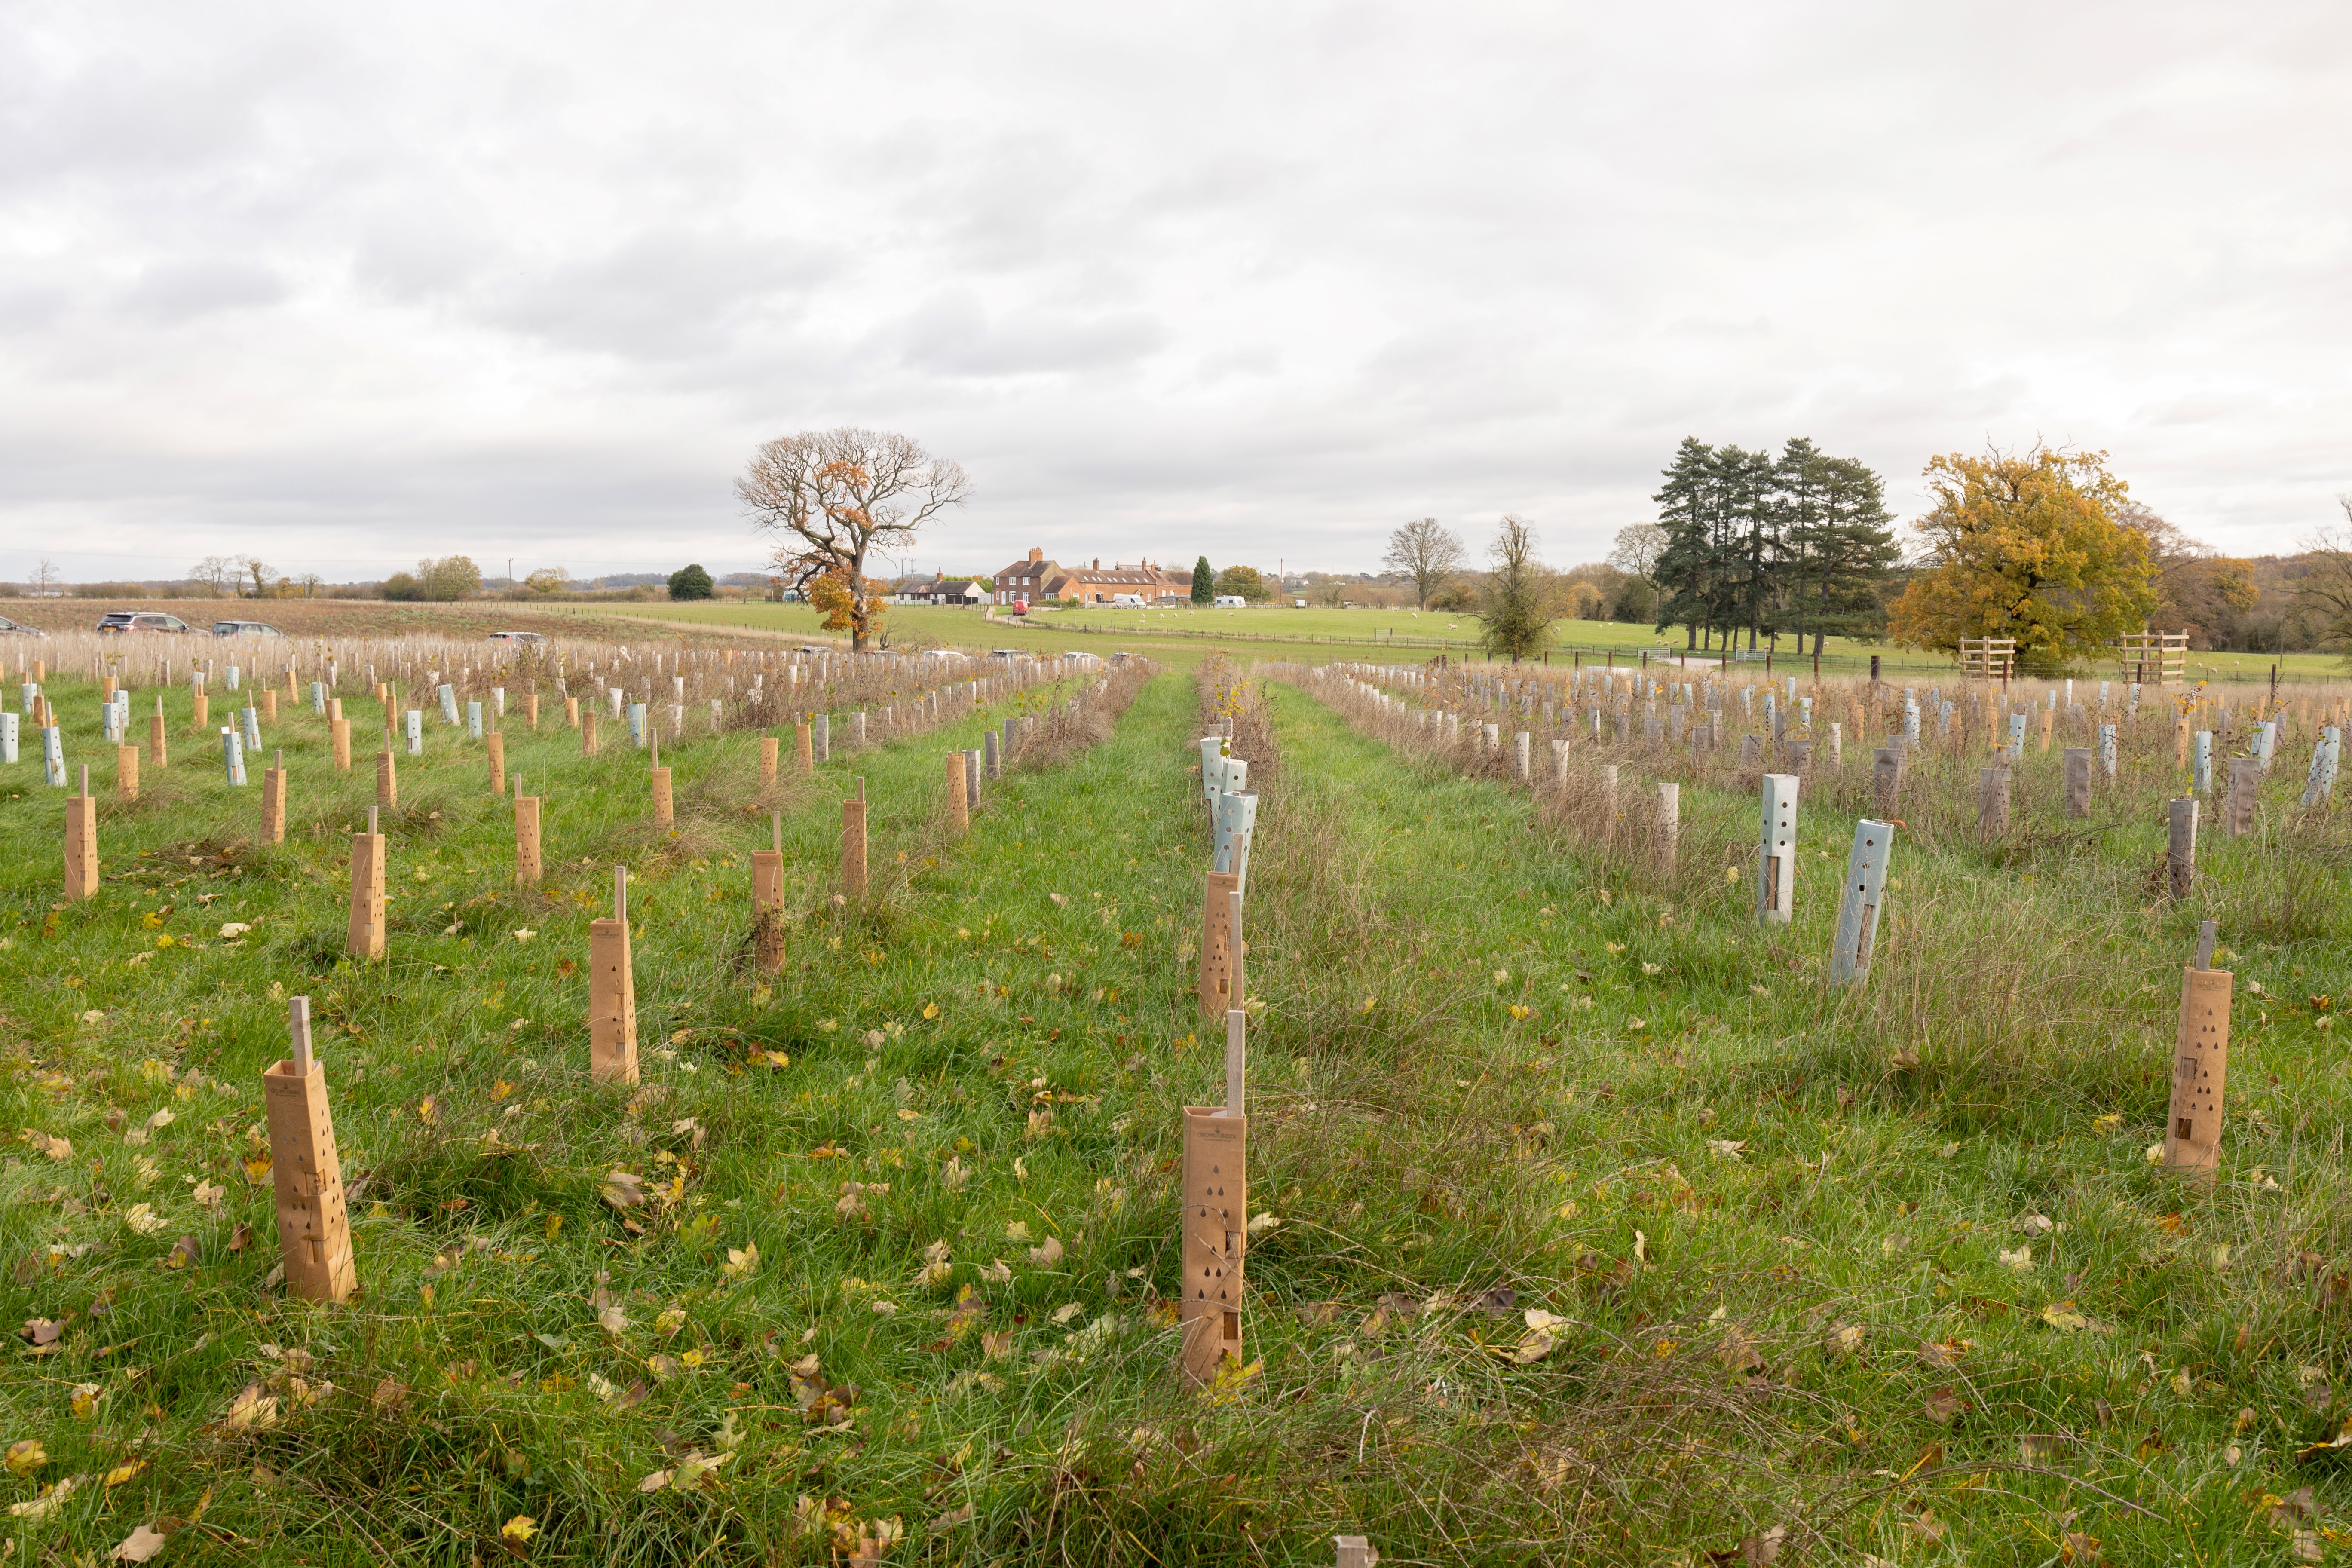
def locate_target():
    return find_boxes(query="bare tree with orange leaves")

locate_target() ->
[737,428,971,650]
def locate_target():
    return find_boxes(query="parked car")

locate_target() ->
[0,612,46,637]
[487,630,548,646]
[95,611,193,634]
[1213,595,1247,608]
[211,620,284,637]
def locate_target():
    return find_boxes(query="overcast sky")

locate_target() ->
[4,1,2347,587]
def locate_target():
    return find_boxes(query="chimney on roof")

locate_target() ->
[1093,558,1100,570]
[1028,547,1043,564]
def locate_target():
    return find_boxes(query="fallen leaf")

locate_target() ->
[1823,1323,1865,1359]
[1027,1237,1064,1268]
[112,1525,169,1563]
[10,1474,79,1519]
[6,1439,47,1475]
[224,1383,279,1431]
[501,1515,537,1543]
[2041,1302,2089,1332]
[1997,1245,2033,1272]
[1923,1387,1963,1423]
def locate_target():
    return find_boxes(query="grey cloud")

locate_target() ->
[120,259,288,322]
[886,291,1167,377]
[485,232,840,360]
[1,0,2348,584]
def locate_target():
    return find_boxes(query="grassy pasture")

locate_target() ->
[1,636,2350,1565]
[554,599,2347,686]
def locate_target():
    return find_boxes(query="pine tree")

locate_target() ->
[1190,557,1214,605]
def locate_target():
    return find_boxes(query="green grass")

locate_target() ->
[550,598,2346,686]
[3,653,2351,1564]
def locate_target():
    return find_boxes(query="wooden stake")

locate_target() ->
[64,765,98,900]
[487,731,505,795]
[589,867,639,1084]
[2165,920,2230,1180]
[842,781,868,899]
[946,751,969,833]
[760,735,779,790]
[263,996,356,1304]
[262,749,286,845]
[1179,1100,1246,1384]
[514,783,542,887]
[347,808,385,960]
[116,744,139,802]
[1197,870,1241,1016]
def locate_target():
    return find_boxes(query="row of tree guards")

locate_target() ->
[82,665,1133,1310]
[1293,661,2239,1184]
[5,640,1097,799]
[1187,716,1259,1386]
[34,648,1090,887]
